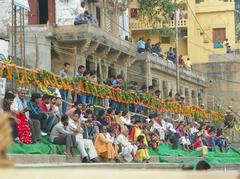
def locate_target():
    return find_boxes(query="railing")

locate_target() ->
[129,19,188,31]
[196,0,234,4]
[137,53,206,84]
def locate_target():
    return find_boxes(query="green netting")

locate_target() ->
[7,137,80,155]
[7,137,240,165]
[149,144,240,165]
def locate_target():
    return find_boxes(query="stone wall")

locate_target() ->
[193,60,240,113]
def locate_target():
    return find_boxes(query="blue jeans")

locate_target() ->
[60,89,68,114]
[81,94,87,105]
[87,94,94,105]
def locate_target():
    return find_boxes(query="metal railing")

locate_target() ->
[129,19,188,31]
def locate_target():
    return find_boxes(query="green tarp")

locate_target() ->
[149,144,240,165]
[8,137,240,165]
[8,137,80,155]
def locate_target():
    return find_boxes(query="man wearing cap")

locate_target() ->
[11,88,41,143]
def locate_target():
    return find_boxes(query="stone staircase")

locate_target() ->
[8,154,240,170]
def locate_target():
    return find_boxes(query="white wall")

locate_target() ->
[119,8,129,40]
[56,0,82,25]
[0,0,12,37]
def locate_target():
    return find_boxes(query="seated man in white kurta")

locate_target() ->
[68,110,98,163]
[116,127,137,162]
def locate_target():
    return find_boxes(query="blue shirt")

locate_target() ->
[27,101,43,117]
[59,70,69,78]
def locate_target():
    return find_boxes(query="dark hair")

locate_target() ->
[31,93,42,102]
[78,65,85,70]
[86,109,93,115]
[73,109,81,116]
[116,74,123,79]
[196,161,211,170]
[107,126,115,133]
[83,71,90,77]
[42,94,51,100]
[98,109,105,117]
[61,114,69,123]
[90,70,96,76]
[122,110,128,116]
[137,135,144,142]
[73,101,81,107]
[64,62,70,67]
[107,108,113,114]
[140,85,147,90]
[115,110,121,115]
[4,92,15,100]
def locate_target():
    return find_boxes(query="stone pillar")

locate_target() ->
[92,58,98,71]
[78,53,86,67]
[185,88,190,105]
[191,90,197,106]
[102,64,109,79]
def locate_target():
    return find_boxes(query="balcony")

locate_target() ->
[196,0,235,13]
[137,53,206,87]
[129,19,188,31]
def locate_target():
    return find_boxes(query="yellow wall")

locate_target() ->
[187,0,236,63]
[129,0,237,63]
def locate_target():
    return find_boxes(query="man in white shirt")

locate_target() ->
[116,128,137,162]
[78,1,87,15]
[68,110,98,163]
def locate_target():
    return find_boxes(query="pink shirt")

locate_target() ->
[39,101,49,113]
[66,107,77,117]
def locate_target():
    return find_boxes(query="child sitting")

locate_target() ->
[136,135,150,163]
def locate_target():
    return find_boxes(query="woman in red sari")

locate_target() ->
[11,88,32,144]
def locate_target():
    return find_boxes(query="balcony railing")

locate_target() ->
[129,19,188,31]
[137,53,206,86]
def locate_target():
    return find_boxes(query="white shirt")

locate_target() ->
[68,118,84,139]
[120,116,131,126]
[190,126,199,134]
[78,6,86,15]
[116,134,131,147]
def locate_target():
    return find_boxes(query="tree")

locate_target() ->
[138,0,185,25]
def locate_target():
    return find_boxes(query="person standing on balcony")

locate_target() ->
[185,58,192,70]
[137,37,145,53]
[59,62,71,114]
[78,1,87,15]
[145,39,151,52]
[224,38,232,54]
[178,55,185,67]
[167,47,176,63]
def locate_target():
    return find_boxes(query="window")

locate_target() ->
[130,8,138,18]
[213,28,226,47]
[161,37,170,44]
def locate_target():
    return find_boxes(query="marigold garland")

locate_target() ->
[0,63,224,121]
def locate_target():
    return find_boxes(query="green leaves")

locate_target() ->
[138,0,185,28]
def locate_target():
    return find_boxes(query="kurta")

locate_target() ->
[95,133,118,160]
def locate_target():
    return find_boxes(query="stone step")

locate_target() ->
[15,162,240,170]
[8,154,240,170]
[9,154,160,164]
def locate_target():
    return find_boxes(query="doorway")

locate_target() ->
[39,0,48,24]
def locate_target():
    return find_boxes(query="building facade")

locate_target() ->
[0,0,207,107]
[129,0,238,63]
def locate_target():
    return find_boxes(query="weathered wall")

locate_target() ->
[193,60,240,113]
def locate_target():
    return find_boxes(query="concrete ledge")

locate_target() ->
[9,154,240,170]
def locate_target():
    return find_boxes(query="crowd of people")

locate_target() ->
[136,38,192,70]
[1,73,232,163]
